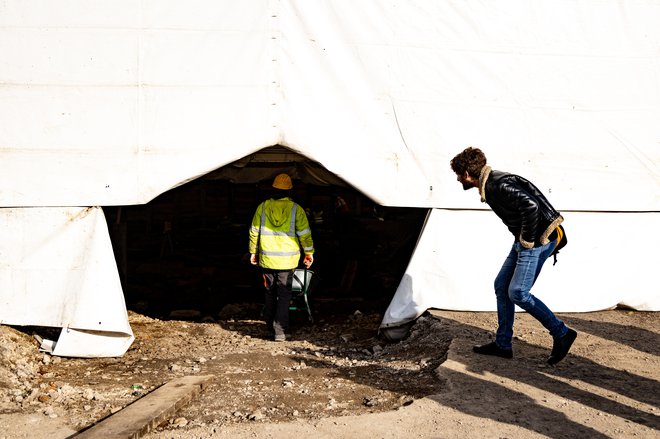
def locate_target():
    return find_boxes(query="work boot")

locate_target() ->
[547,328,577,365]
[473,341,513,359]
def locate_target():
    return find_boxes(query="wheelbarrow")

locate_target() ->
[290,268,314,322]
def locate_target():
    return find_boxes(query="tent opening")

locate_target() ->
[103,145,427,322]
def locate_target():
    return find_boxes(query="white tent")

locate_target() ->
[1,1,658,356]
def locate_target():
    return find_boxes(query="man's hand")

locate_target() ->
[303,254,314,268]
[250,253,258,265]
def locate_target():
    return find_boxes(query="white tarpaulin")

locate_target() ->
[381,209,660,328]
[0,207,134,357]
[0,1,658,355]
[1,0,658,210]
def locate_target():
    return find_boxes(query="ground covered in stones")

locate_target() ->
[1,307,657,439]
[0,306,450,433]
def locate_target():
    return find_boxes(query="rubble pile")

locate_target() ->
[0,326,41,411]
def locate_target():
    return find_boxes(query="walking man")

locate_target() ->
[450,147,576,365]
[248,173,314,342]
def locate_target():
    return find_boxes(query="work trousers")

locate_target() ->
[262,269,294,336]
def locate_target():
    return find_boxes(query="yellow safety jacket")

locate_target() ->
[248,197,314,270]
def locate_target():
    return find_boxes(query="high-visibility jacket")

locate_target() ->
[248,197,314,270]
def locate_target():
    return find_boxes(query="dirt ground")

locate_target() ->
[0,305,658,438]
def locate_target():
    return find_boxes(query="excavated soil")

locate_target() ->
[0,307,658,439]
[0,305,449,434]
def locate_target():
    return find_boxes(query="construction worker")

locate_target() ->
[248,173,314,341]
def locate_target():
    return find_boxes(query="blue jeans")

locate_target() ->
[494,240,567,350]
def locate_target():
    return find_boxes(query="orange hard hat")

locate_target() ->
[272,173,293,190]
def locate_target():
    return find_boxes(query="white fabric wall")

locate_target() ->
[1,0,658,210]
[0,1,659,354]
[382,209,660,328]
[0,207,133,357]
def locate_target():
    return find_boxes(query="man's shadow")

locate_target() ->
[428,315,659,437]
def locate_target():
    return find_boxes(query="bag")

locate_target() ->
[550,224,567,265]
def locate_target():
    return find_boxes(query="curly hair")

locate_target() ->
[450,147,487,178]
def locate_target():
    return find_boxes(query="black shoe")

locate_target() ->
[547,328,577,365]
[473,341,513,359]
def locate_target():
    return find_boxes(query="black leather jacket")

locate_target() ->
[479,166,563,248]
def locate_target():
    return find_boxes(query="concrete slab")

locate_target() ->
[73,375,213,439]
